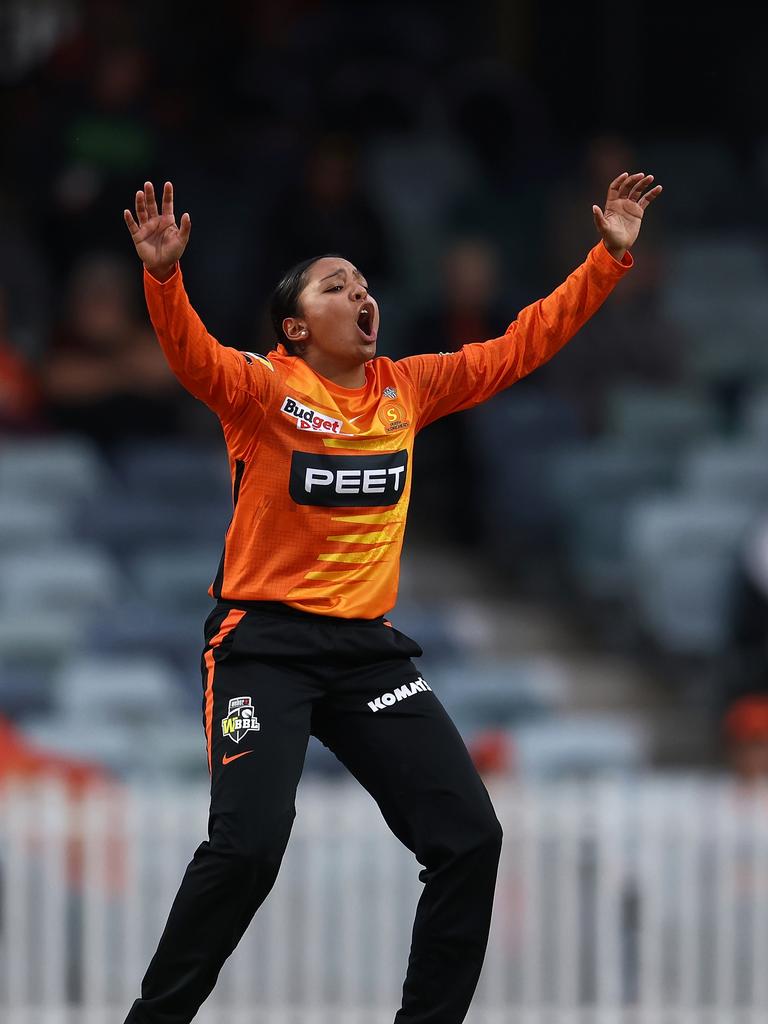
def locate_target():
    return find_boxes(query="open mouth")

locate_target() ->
[356,303,376,342]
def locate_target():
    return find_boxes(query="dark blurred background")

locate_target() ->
[3,0,768,784]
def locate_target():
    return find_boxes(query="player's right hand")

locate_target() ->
[124,180,191,282]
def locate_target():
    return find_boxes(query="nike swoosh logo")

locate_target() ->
[348,415,363,423]
[222,750,253,765]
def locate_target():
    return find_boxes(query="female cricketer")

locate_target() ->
[122,171,661,1024]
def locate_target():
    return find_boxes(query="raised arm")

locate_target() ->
[397,171,663,430]
[124,181,270,422]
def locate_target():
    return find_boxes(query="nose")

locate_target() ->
[351,282,367,300]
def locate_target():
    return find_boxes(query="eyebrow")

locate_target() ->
[319,267,366,284]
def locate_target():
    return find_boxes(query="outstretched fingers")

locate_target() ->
[638,184,663,209]
[135,189,148,225]
[161,181,174,219]
[628,174,654,201]
[144,181,159,219]
[617,172,645,199]
[178,211,191,244]
[608,171,629,194]
[124,208,140,236]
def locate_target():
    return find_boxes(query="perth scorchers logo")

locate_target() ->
[377,402,409,433]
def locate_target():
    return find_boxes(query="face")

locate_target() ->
[282,257,379,369]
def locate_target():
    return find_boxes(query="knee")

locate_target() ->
[208,808,295,874]
[473,813,503,860]
[436,807,503,867]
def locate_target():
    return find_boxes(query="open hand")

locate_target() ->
[592,172,662,261]
[124,181,191,281]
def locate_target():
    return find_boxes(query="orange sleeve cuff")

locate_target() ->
[597,240,634,270]
[143,262,181,287]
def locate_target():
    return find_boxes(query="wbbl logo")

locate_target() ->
[221,696,261,744]
[289,450,408,508]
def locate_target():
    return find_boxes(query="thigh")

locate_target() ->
[310,658,497,858]
[201,608,322,843]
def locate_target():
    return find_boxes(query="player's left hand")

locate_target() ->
[592,172,662,261]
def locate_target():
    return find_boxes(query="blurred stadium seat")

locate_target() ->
[129,544,222,613]
[548,441,678,597]
[511,713,648,776]
[0,544,125,613]
[626,496,757,654]
[681,442,768,502]
[0,664,56,719]
[115,441,231,501]
[20,712,145,776]
[0,436,110,501]
[740,387,768,441]
[466,391,584,554]
[0,610,84,667]
[79,491,228,555]
[639,142,739,226]
[431,656,566,737]
[83,602,203,669]
[54,653,183,723]
[0,494,73,548]
[605,385,721,449]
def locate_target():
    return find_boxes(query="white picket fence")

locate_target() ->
[2,775,768,1024]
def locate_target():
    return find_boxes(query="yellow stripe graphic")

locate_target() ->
[331,512,402,525]
[304,569,378,581]
[322,436,400,451]
[326,530,396,544]
[317,548,391,564]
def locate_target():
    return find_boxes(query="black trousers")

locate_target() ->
[124,600,503,1024]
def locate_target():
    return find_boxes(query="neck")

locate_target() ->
[302,352,366,389]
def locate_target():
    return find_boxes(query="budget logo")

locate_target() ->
[281,396,343,434]
[289,450,409,507]
[221,696,261,744]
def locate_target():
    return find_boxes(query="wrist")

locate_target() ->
[603,241,627,263]
[144,261,177,283]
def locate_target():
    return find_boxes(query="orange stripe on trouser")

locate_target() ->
[203,609,246,774]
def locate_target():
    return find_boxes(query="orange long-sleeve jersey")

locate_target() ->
[144,241,632,618]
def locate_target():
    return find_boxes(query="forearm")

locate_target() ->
[485,239,633,384]
[143,264,246,414]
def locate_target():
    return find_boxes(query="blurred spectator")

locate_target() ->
[444,59,554,291]
[0,714,110,791]
[545,136,640,276]
[408,237,511,358]
[530,135,680,429]
[728,520,768,694]
[723,695,768,784]
[34,38,158,274]
[0,286,44,432]
[262,134,395,290]
[41,253,187,445]
[0,194,52,363]
[406,237,517,544]
[468,729,513,777]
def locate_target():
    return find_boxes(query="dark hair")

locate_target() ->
[269,253,345,355]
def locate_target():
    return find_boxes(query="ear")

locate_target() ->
[283,317,308,341]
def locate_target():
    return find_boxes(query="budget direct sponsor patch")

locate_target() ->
[289,450,409,507]
[281,395,344,434]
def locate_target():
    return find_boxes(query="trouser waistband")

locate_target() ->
[214,598,387,627]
